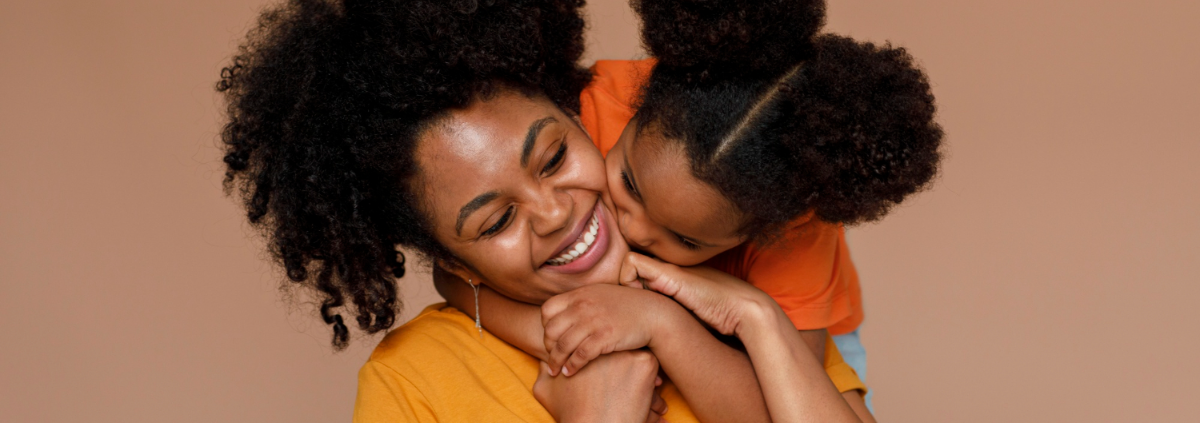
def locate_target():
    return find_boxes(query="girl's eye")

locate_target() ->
[482,206,514,236]
[677,234,701,251]
[541,143,567,175]
[621,170,636,194]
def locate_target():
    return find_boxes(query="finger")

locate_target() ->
[650,390,667,415]
[561,336,606,377]
[541,316,578,376]
[645,409,665,423]
[655,375,662,386]
[540,294,570,327]
[535,361,553,385]
[547,323,593,376]
[619,252,665,288]
[622,253,679,296]
[618,254,643,288]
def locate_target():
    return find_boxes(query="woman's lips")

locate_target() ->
[542,203,610,274]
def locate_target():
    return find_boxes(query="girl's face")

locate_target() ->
[603,118,747,266]
[415,90,629,304]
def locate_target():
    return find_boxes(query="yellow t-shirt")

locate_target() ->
[353,304,864,422]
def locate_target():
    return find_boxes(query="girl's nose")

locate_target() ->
[619,211,654,250]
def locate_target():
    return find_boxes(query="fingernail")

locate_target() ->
[560,366,569,376]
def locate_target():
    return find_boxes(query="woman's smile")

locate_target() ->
[413,89,630,303]
[542,202,612,273]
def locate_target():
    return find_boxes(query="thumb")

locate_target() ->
[619,253,681,296]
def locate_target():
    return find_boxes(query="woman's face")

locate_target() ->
[415,89,629,304]
[602,118,747,266]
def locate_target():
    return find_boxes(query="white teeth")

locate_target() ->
[547,213,601,266]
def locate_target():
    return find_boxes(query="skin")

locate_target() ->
[414,89,629,303]
[421,87,871,422]
[533,351,668,423]
[602,118,746,266]
[619,252,876,423]
[417,89,769,422]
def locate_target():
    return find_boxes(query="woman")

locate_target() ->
[217,0,870,421]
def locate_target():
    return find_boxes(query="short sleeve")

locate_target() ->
[822,334,867,394]
[744,219,854,331]
[353,361,438,423]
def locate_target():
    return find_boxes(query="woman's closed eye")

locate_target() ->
[481,206,515,237]
[541,142,567,175]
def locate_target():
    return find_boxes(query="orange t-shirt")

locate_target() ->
[579,59,864,335]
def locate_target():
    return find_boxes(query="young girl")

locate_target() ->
[440,0,940,413]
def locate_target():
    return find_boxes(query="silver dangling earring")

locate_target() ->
[466,278,482,338]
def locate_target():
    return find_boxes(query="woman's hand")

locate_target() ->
[618,252,777,337]
[533,350,667,423]
[540,283,680,377]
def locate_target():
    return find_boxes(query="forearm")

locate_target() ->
[433,269,548,360]
[648,299,771,423]
[478,287,549,360]
[739,305,864,423]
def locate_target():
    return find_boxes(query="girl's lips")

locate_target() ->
[543,203,610,274]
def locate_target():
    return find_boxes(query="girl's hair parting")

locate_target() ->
[634,0,944,241]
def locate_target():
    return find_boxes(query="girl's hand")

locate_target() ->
[533,350,667,423]
[618,252,777,337]
[540,283,679,377]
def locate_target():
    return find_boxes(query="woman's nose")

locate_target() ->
[529,190,572,236]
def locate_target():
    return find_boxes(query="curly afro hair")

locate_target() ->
[634,0,943,242]
[633,0,825,80]
[216,0,591,349]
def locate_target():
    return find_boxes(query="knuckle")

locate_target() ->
[629,350,656,368]
[574,343,591,359]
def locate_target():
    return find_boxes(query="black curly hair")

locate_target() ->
[632,0,943,241]
[216,0,591,349]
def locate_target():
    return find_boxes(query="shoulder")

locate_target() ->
[365,304,475,366]
[748,212,838,262]
[355,304,552,423]
[740,213,846,289]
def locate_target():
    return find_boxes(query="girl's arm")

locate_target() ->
[433,267,548,361]
[440,265,775,423]
[539,283,773,423]
[620,253,875,423]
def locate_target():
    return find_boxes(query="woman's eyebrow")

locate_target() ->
[520,116,557,167]
[456,190,500,235]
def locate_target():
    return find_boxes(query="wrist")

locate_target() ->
[646,292,694,351]
[734,294,789,341]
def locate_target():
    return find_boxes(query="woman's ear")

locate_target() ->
[569,114,592,141]
[435,258,478,286]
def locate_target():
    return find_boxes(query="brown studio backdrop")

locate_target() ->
[1,0,1197,421]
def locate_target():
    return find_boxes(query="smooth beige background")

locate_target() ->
[1,0,1196,422]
